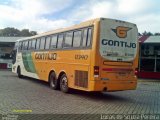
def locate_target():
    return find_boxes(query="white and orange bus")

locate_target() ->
[12,18,138,93]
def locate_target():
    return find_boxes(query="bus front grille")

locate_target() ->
[75,70,88,88]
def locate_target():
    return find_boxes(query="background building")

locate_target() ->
[0,37,24,69]
[138,36,160,79]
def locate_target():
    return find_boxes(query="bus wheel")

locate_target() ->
[49,72,59,90]
[17,66,23,78]
[60,74,69,93]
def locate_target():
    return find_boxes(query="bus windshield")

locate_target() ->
[12,41,18,64]
[99,19,138,62]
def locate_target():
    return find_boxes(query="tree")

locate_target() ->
[21,29,32,36]
[30,31,37,36]
[142,31,153,36]
[0,27,21,36]
[147,32,153,36]
[138,32,142,36]
[154,33,160,36]
[0,27,37,37]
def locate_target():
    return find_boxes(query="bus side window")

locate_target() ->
[50,35,57,49]
[28,40,32,50]
[45,36,51,49]
[64,31,73,48]
[21,42,24,50]
[82,28,92,47]
[87,28,92,46]
[82,29,88,47]
[31,39,36,50]
[36,38,40,50]
[73,30,82,48]
[24,40,29,50]
[57,34,64,49]
[40,37,46,50]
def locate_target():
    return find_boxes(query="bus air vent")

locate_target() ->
[75,70,88,88]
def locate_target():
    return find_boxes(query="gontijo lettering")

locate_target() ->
[101,39,136,49]
[35,53,57,60]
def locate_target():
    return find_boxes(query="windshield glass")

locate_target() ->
[12,41,18,64]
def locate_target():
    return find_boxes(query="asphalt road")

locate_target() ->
[0,70,160,119]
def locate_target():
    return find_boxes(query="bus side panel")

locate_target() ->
[31,50,91,91]
[21,51,39,79]
[12,51,40,79]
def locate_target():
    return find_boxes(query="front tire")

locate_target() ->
[49,72,59,90]
[17,66,23,78]
[60,74,69,93]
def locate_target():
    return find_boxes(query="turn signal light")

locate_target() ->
[94,66,99,75]
[135,68,138,76]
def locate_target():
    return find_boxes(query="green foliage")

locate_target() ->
[0,27,37,37]
[154,33,160,36]
[142,31,160,36]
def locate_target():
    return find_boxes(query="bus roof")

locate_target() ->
[17,18,136,42]
[17,18,100,42]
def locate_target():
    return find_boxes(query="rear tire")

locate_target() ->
[60,74,69,93]
[49,72,59,90]
[17,66,23,78]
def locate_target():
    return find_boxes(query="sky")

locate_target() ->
[0,0,160,34]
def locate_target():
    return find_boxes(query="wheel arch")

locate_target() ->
[57,71,66,82]
[48,69,57,82]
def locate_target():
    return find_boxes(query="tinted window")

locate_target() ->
[82,28,92,47]
[31,39,36,50]
[87,28,92,46]
[24,40,28,50]
[45,36,51,49]
[57,34,64,49]
[73,30,82,47]
[36,38,40,50]
[22,42,25,50]
[64,31,73,48]
[50,35,57,49]
[18,42,22,50]
[28,40,32,50]
[40,37,45,50]
[82,29,88,47]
